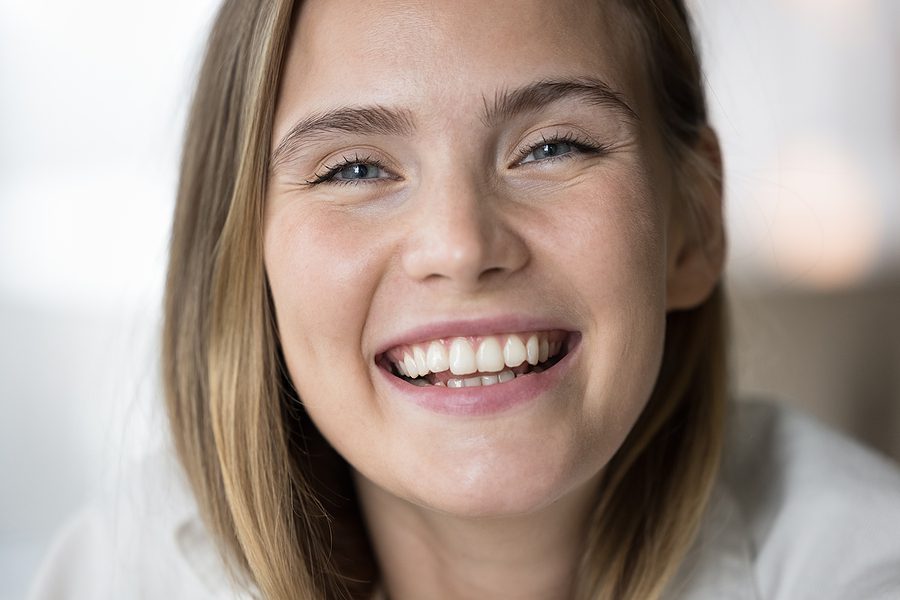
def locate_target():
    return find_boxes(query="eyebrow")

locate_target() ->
[270,104,415,171]
[270,76,638,170]
[483,76,639,128]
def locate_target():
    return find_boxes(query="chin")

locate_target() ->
[396,442,599,519]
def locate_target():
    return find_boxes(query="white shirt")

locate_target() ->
[28,399,900,599]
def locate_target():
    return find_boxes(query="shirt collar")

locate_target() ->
[663,481,761,599]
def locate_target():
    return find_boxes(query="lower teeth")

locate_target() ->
[444,368,517,388]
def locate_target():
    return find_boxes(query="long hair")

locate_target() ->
[163,1,728,598]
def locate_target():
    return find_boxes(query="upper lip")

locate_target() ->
[373,314,578,358]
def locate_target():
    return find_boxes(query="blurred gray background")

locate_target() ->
[1,0,898,598]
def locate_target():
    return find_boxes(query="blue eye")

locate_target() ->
[306,154,395,186]
[514,133,605,167]
[333,163,386,181]
[521,141,577,163]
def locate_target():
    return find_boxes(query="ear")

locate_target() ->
[665,126,727,311]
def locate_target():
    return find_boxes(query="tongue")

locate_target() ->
[426,362,533,385]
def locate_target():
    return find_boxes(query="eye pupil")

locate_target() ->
[340,164,370,179]
[530,141,574,162]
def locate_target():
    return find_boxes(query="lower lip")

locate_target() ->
[376,334,581,417]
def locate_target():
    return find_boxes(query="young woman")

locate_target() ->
[30,1,900,599]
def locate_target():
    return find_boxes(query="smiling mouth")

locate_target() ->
[376,330,577,388]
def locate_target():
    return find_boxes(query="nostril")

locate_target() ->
[480,266,508,280]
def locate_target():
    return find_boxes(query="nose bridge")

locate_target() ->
[401,164,527,289]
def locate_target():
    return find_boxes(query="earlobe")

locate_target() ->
[665,126,727,311]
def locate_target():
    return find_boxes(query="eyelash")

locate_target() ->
[511,131,606,165]
[303,132,606,187]
[304,152,392,187]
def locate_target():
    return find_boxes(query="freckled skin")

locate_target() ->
[264,0,710,596]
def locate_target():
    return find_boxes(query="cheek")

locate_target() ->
[540,167,668,321]
[263,207,386,408]
[546,171,668,431]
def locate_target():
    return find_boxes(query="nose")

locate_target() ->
[401,172,529,291]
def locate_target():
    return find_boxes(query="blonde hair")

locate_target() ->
[163,1,727,598]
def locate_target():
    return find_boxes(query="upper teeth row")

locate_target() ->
[389,332,563,378]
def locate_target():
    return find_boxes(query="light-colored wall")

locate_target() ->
[730,282,900,462]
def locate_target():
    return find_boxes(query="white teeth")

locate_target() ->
[413,346,429,377]
[503,335,527,368]
[392,332,567,381]
[427,341,449,373]
[480,374,499,386]
[403,353,417,377]
[445,369,517,388]
[526,335,540,365]
[449,338,477,375]
[476,337,505,373]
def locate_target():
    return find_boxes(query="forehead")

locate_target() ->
[275,0,647,134]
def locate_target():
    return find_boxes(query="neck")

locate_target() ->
[354,472,603,600]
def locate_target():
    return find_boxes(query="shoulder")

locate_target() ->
[720,398,900,599]
[28,449,248,600]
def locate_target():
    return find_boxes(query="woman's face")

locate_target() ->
[265,0,686,516]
